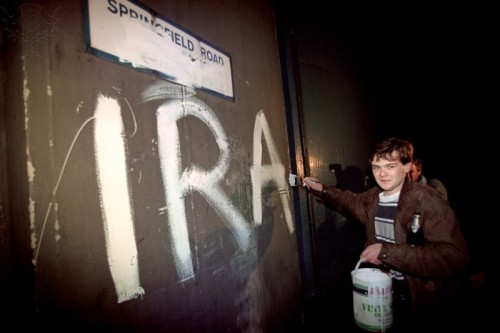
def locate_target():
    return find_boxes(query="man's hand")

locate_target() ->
[360,243,383,265]
[302,177,322,191]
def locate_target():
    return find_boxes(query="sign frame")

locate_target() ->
[83,0,235,101]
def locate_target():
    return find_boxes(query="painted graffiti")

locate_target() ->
[157,97,253,280]
[94,95,145,302]
[33,83,293,303]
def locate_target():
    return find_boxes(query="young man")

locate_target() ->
[303,137,469,332]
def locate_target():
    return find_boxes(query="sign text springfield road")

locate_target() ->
[85,0,234,100]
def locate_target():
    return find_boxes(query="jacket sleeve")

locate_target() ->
[319,186,376,227]
[379,190,469,279]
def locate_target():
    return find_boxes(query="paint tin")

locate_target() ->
[351,261,393,332]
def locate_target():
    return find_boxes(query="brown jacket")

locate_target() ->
[320,178,469,317]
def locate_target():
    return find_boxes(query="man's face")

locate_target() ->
[409,164,421,182]
[371,152,410,195]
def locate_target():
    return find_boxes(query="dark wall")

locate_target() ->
[1,0,303,331]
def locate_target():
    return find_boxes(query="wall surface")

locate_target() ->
[1,0,302,331]
[290,7,375,332]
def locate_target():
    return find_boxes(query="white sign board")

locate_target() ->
[85,0,234,100]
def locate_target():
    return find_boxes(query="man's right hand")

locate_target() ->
[303,177,323,191]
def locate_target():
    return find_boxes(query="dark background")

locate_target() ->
[293,6,494,330]
[329,5,493,272]
[291,2,494,281]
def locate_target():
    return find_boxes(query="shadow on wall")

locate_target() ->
[311,165,367,332]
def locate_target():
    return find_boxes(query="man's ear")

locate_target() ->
[404,162,412,173]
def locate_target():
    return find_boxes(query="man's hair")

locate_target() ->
[369,137,413,164]
[412,158,423,172]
